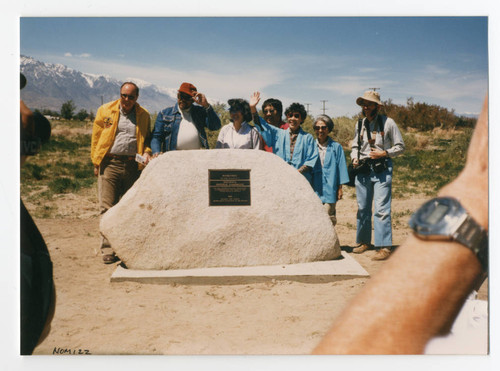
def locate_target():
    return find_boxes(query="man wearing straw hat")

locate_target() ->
[350,90,405,260]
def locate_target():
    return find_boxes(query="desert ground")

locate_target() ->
[27,186,488,355]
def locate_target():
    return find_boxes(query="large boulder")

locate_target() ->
[100,149,341,270]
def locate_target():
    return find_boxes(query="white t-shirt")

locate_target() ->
[177,108,202,150]
[215,122,261,149]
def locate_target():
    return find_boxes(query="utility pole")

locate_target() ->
[320,100,328,115]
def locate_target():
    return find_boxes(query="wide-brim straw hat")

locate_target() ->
[356,90,383,106]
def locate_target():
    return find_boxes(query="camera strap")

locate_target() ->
[376,114,385,147]
[363,115,386,149]
[356,118,363,163]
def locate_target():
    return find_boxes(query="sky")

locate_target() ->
[19,16,488,117]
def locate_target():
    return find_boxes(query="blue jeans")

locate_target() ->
[355,160,393,247]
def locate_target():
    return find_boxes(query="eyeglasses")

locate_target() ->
[229,108,241,114]
[286,113,301,119]
[314,126,328,131]
[121,93,137,100]
[178,94,194,102]
[264,109,276,114]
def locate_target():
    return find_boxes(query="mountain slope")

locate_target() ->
[20,55,177,114]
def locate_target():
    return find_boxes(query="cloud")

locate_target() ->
[398,65,487,113]
[312,74,395,97]
[63,52,91,58]
[424,64,450,75]
[56,54,289,104]
[315,62,486,114]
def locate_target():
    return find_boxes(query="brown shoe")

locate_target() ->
[372,247,391,261]
[352,243,371,254]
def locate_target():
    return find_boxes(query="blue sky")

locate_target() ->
[20,16,488,117]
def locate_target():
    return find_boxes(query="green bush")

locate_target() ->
[331,116,356,149]
[48,177,81,194]
[21,163,45,180]
[42,134,91,154]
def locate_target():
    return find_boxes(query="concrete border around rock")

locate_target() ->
[110,251,369,285]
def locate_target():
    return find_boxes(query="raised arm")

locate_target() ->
[249,91,278,146]
[195,92,221,131]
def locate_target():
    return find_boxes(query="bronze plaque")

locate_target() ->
[209,169,251,206]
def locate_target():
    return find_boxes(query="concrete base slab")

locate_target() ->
[111,251,369,285]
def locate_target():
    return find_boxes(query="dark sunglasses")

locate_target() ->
[121,93,137,100]
[286,113,301,119]
[178,94,194,101]
[314,126,328,131]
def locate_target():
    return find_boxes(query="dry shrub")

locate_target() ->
[432,127,460,140]
[414,134,429,150]
[51,127,72,137]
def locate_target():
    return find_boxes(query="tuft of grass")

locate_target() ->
[33,204,57,219]
[48,177,81,194]
[21,163,45,180]
[41,134,91,154]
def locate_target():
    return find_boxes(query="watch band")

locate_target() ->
[455,214,489,271]
[409,196,489,273]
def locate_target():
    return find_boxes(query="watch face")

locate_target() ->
[409,197,466,238]
[424,203,450,225]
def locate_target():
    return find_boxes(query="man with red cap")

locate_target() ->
[151,82,221,154]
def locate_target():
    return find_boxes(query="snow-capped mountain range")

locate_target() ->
[20,55,178,114]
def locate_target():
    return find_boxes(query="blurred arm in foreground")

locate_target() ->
[313,96,488,354]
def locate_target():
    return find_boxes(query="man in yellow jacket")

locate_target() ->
[91,82,152,264]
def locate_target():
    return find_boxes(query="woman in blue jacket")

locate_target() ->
[249,92,318,185]
[312,115,349,226]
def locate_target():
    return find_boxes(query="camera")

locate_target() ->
[371,158,387,173]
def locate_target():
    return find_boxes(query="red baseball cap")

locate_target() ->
[178,82,197,97]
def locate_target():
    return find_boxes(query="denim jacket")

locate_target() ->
[151,103,221,153]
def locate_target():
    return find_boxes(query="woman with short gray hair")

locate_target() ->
[311,114,349,226]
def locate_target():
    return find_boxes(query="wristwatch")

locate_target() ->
[409,197,488,272]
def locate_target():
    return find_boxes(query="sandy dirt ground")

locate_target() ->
[28,188,488,355]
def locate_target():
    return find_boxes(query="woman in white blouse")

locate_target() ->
[216,99,262,149]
